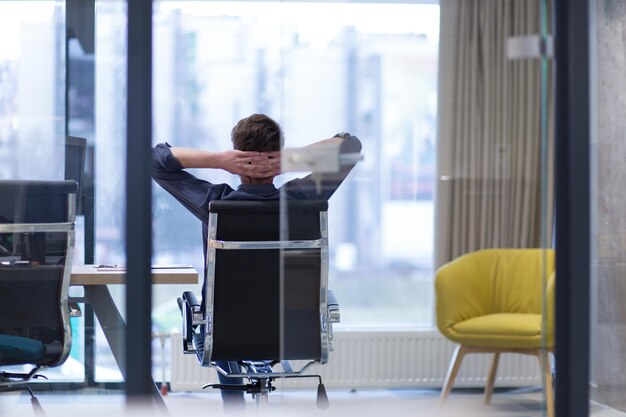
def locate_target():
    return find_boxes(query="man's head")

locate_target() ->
[231,114,283,185]
[231,114,284,152]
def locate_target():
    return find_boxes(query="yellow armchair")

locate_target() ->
[435,249,555,416]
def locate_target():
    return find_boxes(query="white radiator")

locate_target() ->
[169,330,543,392]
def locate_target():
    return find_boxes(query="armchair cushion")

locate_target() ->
[0,335,46,365]
[451,313,543,349]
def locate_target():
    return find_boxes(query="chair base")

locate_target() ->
[439,345,554,417]
[0,366,45,385]
[0,366,47,415]
[206,362,329,410]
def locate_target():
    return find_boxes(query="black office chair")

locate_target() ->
[0,180,78,414]
[179,200,340,409]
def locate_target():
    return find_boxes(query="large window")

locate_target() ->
[148,1,440,328]
[0,2,65,180]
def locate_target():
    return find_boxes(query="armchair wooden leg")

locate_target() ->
[537,350,554,417]
[439,345,467,406]
[484,352,500,404]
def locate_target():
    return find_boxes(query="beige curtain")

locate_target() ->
[435,0,554,268]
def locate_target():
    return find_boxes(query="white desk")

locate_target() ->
[70,265,198,403]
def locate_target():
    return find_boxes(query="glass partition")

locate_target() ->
[148,0,439,411]
[0,1,83,384]
[93,0,127,384]
[0,1,130,406]
[0,0,561,414]
[149,3,440,396]
[147,1,557,415]
[0,0,558,412]
[539,1,553,415]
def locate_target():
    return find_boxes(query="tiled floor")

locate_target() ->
[0,386,556,417]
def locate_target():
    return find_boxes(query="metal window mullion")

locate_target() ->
[554,1,591,416]
[125,0,153,400]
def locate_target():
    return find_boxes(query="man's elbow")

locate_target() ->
[152,142,183,175]
[340,134,362,154]
[151,148,164,177]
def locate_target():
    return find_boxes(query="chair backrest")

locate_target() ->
[0,180,77,367]
[203,200,329,364]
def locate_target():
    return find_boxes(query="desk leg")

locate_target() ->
[84,285,167,411]
[84,286,127,378]
[85,304,96,386]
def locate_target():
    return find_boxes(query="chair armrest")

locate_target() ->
[180,291,204,354]
[328,290,340,323]
[183,291,201,308]
[328,290,338,307]
[68,302,82,318]
[435,253,488,341]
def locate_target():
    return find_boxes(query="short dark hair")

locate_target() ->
[231,114,284,152]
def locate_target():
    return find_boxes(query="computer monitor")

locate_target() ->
[65,136,86,215]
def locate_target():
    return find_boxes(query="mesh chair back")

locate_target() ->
[207,200,327,362]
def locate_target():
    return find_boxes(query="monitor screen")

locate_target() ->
[65,136,86,215]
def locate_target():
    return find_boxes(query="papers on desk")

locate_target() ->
[95,264,194,272]
[95,266,126,271]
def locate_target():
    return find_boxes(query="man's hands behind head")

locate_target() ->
[220,150,281,178]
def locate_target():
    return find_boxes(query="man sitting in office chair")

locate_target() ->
[152,114,361,411]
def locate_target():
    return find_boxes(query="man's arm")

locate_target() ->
[152,143,281,222]
[282,133,362,200]
[302,133,356,150]
[152,143,216,222]
[313,133,362,186]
